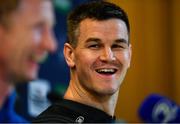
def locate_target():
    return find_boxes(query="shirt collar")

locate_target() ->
[58,99,116,123]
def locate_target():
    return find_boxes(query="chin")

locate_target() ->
[96,87,118,96]
[29,73,38,81]
[102,83,119,92]
[106,89,118,95]
[23,71,38,82]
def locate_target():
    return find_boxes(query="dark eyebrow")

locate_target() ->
[115,38,128,44]
[85,38,129,45]
[85,38,102,43]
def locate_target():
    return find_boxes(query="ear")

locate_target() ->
[63,43,75,68]
[127,44,132,68]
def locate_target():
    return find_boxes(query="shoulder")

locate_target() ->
[33,99,115,123]
[33,99,82,123]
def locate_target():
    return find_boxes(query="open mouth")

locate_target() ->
[95,68,117,75]
[29,53,48,64]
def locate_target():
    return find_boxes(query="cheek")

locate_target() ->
[76,52,94,66]
[32,29,43,44]
[75,51,97,73]
[124,52,130,61]
[11,31,31,52]
[14,40,28,55]
[116,52,131,66]
[125,53,131,68]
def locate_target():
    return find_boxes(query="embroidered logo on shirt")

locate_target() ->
[75,116,84,123]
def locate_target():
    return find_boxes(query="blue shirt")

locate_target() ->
[0,91,28,123]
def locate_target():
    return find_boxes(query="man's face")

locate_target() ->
[0,0,57,82]
[66,18,131,96]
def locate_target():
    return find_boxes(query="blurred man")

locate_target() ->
[35,0,131,123]
[0,0,57,122]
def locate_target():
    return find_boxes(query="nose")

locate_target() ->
[40,29,57,53]
[99,47,115,62]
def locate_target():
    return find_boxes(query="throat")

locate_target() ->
[64,81,118,116]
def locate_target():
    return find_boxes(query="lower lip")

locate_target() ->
[96,72,116,79]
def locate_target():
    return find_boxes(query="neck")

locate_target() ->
[64,79,119,116]
[0,70,14,109]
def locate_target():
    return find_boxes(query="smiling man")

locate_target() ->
[0,0,57,122]
[35,1,131,123]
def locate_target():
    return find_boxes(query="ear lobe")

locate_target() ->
[63,43,75,68]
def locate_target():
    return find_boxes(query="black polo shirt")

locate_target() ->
[34,99,115,123]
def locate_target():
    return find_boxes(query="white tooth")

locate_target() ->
[98,69,115,73]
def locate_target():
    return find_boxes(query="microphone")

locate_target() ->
[138,94,180,123]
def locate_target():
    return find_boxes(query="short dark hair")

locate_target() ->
[67,0,130,47]
[0,0,20,28]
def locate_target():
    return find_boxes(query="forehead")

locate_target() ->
[15,0,54,24]
[78,18,129,42]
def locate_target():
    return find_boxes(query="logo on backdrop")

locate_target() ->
[28,79,51,117]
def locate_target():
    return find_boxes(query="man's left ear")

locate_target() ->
[63,43,75,68]
[128,44,132,68]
